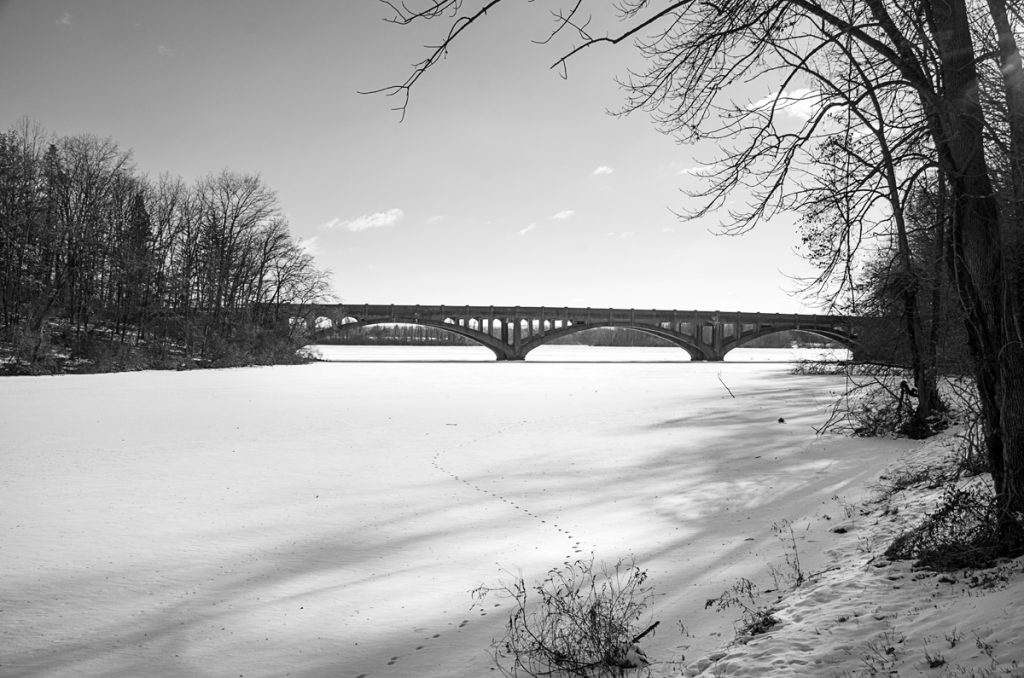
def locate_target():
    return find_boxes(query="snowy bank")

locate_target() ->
[682,435,1024,677]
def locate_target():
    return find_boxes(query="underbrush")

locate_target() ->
[799,362,1019,571]
[0,319,314,375]
[873,400,1022,570]
[884,481,1009,570]
[796,361,966,439]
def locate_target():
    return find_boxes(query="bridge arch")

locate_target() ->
[313,317,519,360]
[722,326,858,357]
[519,322,713,360]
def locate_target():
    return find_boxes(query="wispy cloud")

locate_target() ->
[591,166,615,176]
[297,236,321,256]
[157,45,176,58]
[426,214,444,224]
[550,209,575,220]
[748,87,818,121]
[518,223,537,236]
[56,12,73,25]
[322,208,404,232]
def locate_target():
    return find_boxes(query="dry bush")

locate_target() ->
[817,366,918,437]
[474,557,658,677]
[885,482,1006,570]
[704,578,778,642]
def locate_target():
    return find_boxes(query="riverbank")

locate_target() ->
[681,433,1024,677]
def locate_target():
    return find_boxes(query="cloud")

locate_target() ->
[157,45,176,58]
[297,236,321,256]
[591,166,615,176]
[56,12,73,25]
[549,209,575,220]
[748,88,818,121]
[518,223,537,236]
[322,208,404,232]
[426,215,444,224]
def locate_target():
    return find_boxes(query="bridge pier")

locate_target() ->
[512,312,522,355]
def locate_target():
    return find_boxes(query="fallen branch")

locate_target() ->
[718,372,736,398]
[632,620,660,643]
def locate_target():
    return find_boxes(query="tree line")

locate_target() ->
[0,118,330,373]
[325,323,475,345]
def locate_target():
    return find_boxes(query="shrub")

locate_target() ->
[817,367,950,439]
[885,483,1007,570]
[474,557,658,677]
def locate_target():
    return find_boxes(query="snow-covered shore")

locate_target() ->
[2,346,1020,677]
[681,436,1024,677]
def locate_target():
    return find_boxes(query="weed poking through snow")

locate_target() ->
[705,578,778,643]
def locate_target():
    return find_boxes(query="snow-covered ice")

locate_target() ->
[2,345,1021,677]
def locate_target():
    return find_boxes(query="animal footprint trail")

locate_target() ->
[431,442,594,570]
[359,628,450,676]
[393,431,594,676]
[361,429,597,678]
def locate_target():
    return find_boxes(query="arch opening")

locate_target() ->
[547,326,677,347]
[726,329,853,361]
[521,323,706,361]
[309,318,515,360]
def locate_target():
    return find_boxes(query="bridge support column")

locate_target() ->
[512,317,522,354]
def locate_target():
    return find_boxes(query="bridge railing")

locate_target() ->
[286,303,854,326]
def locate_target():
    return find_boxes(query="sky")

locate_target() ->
[0,0,827,312]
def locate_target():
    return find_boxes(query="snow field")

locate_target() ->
[1,347,921,677]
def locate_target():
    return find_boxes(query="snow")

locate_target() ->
[1,345,1021,677]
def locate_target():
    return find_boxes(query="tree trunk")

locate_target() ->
[926,0,1023,545]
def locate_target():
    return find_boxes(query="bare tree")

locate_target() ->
[377,0,1024,548]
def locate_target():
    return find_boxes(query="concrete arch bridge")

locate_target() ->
[286,303,864,361]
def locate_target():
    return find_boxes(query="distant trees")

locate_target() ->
[378,0,1024,551]
[0,118,331,372]
[325,323,476,345]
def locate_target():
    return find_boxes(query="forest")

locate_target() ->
[0,118,330,374]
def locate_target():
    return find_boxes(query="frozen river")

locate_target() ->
[1,345,908,678]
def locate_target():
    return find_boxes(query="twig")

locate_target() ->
[717,372,736,398]
[632,620,660,643]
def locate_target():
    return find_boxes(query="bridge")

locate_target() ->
[283,303,864,361]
